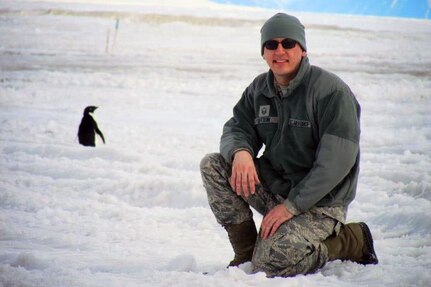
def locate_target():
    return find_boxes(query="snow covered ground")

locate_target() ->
[1,0,431,286]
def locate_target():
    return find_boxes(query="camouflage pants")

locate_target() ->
[200,153,345,277]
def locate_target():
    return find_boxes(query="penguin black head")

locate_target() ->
[83,106,98,115]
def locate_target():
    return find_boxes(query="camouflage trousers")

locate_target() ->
[200,153,346,277]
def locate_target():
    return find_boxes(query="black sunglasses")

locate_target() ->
[264,39,297,50]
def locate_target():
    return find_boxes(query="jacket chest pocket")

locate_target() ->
[284,116,316,152]
[254,116,279,146]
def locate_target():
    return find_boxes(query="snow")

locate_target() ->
[1,0,431,286]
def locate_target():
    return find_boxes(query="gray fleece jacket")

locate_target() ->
[220,56,361,214]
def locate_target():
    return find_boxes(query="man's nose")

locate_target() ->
[275,42,285,53]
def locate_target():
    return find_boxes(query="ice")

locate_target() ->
[1,0,430,286]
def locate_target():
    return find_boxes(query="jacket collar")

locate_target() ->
[262,56,310,98]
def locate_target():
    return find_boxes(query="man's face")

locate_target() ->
[263,38,306,85]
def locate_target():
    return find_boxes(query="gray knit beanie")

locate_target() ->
[260,13,306,55]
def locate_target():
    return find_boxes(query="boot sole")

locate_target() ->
[358,222,379,265]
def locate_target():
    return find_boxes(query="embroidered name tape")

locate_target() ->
[288,119,311,128]
[255,117,279,125]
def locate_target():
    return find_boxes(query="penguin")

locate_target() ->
[77,106,105,147]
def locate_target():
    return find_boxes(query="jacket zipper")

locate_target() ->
[269,95,283,160]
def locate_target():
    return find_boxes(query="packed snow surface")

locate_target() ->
[1,0,430,286]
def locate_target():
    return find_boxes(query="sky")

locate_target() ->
[213,0,431,19]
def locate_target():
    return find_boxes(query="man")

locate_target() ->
[200,13,378,277]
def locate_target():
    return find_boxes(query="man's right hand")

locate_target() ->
[230,150,261,197]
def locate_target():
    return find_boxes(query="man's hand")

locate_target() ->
[261,204,294,240]
[230,150,260,197]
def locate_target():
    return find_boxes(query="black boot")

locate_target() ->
[324,222,378,265]
[224,219,257,267]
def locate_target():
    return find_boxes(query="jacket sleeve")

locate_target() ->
[220,86,262,163]
[286,86,361,213]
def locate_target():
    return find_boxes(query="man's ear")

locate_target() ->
[302,51,307,57]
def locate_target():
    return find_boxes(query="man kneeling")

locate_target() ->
[200,12,378,277]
